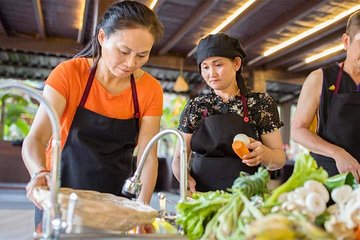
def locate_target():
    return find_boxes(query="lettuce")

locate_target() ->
[176,190,232,240]
[325,172,357,191]
[264,154,328,206]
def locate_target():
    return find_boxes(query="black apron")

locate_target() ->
[311,63,360,176]
[190,94,259,192]
[35,64,140,227]
[60,64,140,194]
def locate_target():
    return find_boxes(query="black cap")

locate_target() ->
[194,33,247,66]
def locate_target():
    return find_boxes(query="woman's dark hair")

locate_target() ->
[236,71,248,96]
[346,11,360,42]
[74,1,164,65]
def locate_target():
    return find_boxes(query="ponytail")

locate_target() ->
[236,72,249,96]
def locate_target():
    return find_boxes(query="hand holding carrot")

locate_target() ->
[242,137,268,167]
[232,134,267,167]
[232,134,250,159]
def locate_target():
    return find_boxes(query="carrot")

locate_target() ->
[355,226,360,240]
[232,140,250,159]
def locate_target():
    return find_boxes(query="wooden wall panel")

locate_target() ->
[0,141,29,183]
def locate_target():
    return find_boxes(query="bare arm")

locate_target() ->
[291,69,338,155]
[242,129,286,170]
[171,132,196,192]
[259,129,286,170]
[135,116,161,204]
[22,85,66,207]
[291,69,360,181]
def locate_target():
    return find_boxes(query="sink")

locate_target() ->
[34,225,188,239]
[58,233,187,239]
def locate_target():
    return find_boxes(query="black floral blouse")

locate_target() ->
[178,89,283,140]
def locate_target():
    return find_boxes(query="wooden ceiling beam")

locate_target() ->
[146,54,198,72]
[250,20,347,67]
[0,36,81,56]
[291,52,346,73]
[0,36,198,71]
[243,0,327,49]
[158,0,220,55]
[32,0,46,39]
[266,28,344,68]
[227,0,271,32]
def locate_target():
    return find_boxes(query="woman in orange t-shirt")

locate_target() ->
[21,1,164,231]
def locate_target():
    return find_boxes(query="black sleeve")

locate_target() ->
[257,93,284,134]
[177,99,203,134]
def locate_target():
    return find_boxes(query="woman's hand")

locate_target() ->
[25,171,50,209]
[334,148,360,182]
[242,137,267,167]
[187,174,197,195]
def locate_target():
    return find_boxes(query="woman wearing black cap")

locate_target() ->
[172,33,286,193]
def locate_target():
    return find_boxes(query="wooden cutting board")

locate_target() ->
[33,187,158,232]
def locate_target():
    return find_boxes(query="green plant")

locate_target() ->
[159,94,188,156]
[161,94,187,129]
[0,92,38,140]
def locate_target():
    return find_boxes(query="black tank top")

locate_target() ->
[317,63,357,137]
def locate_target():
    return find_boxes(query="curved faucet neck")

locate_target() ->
[123,129,188,202]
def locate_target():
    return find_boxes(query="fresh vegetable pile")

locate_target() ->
[176,154,360,240]
[176,168,269,240]
[176,190,232,240]
[264,154,328,207]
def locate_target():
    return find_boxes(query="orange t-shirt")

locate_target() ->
[44,58,163,168]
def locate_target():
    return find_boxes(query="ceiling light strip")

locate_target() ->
[249,4,360,66]
[264,5,360,57]
[210,0,257,35]
[187,0,257,57]
[287,61,306,72]
[305,44,344,63]
[149,0,158,10]
[287,44,344,71]
[247,54,264,65]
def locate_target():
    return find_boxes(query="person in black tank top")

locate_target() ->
[291,11,360,182]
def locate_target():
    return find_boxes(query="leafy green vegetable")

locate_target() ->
[176,190,232,240]
[231,167,270,197]
[176,168,271,240]
[200,193,244,240]
[264,154,328,207]
[314,211,330,227]
[325,172,357,191]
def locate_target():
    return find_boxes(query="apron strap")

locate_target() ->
[202,108,208,119]
[130,74,140,131]
[79,64,141,131]
[240,94,249,123]
[79,64,97,107]
[326,63,344,119]
[334,62,344,95]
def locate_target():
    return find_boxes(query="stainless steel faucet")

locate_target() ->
[0,80,62,238]
[122,129,188,202]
